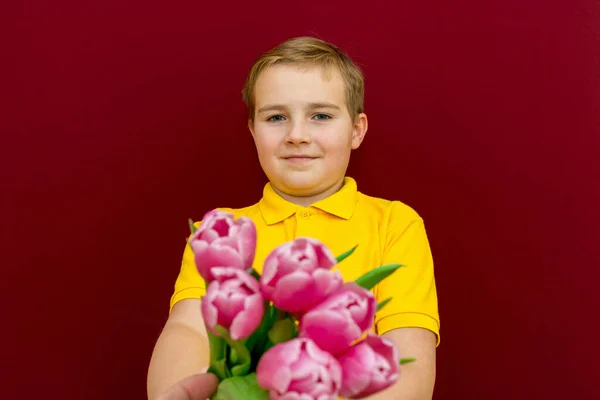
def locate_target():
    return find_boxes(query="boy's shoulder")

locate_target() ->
[356,190,423,223]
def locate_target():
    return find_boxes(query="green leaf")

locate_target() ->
[336,244,358,263]
[267,318,296,344]
[188,218,197,235]
[212,373,269,400]
[377,297,393,311]
[214,325,252,377]
[400,358,417,365]
[355,263,404,290]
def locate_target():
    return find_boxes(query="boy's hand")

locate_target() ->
[155,372,219,400]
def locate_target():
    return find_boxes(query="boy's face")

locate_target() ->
[249,64,368,199]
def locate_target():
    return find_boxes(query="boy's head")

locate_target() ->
[242,37,365,122]
[242,37,369,203]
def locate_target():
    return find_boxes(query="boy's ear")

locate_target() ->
[248,119,256,139]
[351,113,368,150]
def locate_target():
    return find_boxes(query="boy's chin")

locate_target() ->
[279,182,318,196]
[276,176,339,197]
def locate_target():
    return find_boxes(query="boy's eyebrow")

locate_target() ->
[307,102,341,110]
[257,102,341,114]
[257,104,286,114]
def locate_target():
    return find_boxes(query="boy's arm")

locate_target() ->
[369,203,440,399]
[147,299,210,400]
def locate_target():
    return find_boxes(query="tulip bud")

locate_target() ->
[299,282,377,355]
[189,210,257,282]
[260,238,342,314]
[256,337,342,399]
[201,267,264,340]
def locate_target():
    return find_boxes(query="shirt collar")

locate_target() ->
[258,177,359,225]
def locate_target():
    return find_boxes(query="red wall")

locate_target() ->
[3,1,599,399]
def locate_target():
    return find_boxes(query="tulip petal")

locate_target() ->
[304,337,335,366]
[300,309,361,355]
[189,238,208,256]
[201,283,220,333]
[287,353,315,391]
[314,243,337,269]
[338,343,375,397]
[206,243,243,267]
[312,269,343,298]
[271,271,317,313]
[338,334,401,398]
[257,342,300,393]
[201,228,220,244]
[365,333,400,379]
[279,250,303,275]
[211,266,261,292]
[235,217,257,266]
[329,282,377,332]
[229,293,264,340]
[261,251,282,289]
[212,235,239,250]
[298,283,376,355]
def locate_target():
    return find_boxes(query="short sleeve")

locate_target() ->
[374,204,440,345]
[169,222,206,311]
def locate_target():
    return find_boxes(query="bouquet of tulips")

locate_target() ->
[187,210,415,399]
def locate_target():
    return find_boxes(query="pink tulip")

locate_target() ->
[256,337,342,400]
[338,333,400,399]
[260,238,343,314]
[299,282,377,355]
[201,267,264,340]
[189,209,257,282]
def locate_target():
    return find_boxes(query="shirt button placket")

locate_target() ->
[296,208,312,237]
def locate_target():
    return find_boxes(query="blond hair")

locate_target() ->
[242,36,365,121]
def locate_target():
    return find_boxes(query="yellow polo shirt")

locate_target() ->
[171,177,440,344]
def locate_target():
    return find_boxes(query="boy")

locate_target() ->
[148,36,440,400]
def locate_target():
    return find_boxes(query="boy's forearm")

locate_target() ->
[147,321,210,400]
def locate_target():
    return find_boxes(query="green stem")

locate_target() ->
[214,325,252,376]
[206,329,229,380]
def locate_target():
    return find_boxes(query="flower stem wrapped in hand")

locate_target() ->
[186,210,411,400]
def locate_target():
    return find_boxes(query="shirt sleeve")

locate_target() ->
[169,222,206,311]
[374,203,440,345]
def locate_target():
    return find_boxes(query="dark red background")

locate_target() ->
[3,1,599,399]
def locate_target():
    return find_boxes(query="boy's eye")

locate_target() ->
[313,113,331,121]
[267,115,286,122]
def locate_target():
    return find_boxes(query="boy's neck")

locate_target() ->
[272,178,345,208]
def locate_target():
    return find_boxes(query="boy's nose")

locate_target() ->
[285,122,311,144]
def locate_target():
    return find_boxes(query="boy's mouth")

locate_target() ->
[281,155,318,161]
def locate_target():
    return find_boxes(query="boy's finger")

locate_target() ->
[157,373,219,400]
